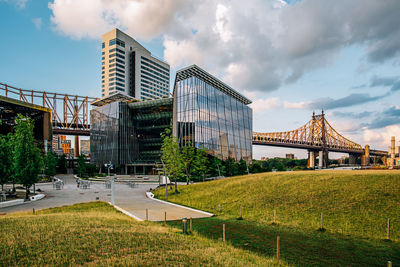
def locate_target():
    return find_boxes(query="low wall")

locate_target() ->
[0,199,25,208]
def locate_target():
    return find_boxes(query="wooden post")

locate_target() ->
[388,261,392,267]
[164,211,167,226]
[33,208,35,215]
[321,212,323,229]
[274,208,277,224]
[190,217,192,232]
[387,218,390,240]
[223,224,225,242]
[146,208,148,221]
[277,236,280,264]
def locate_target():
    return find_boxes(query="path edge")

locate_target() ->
[146,192,214,217]
[108,202,144,221]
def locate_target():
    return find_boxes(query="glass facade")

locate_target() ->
[174,68,253,163]
[90,98,173,166]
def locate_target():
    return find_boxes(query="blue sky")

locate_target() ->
[0,0,399,159]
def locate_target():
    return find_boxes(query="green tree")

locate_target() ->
[44,152,57,177]
[181,143,196,184]
[0,134,14,191]
[193,147,209,182]
[223,157,235,177]
[13,114,43,199]
[76,154,87,177]
[238,159,248,175]
[161,128,184,193]
[208,156,224,178]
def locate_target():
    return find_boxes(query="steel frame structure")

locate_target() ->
[0,83,97,135]
[253,111,387,156]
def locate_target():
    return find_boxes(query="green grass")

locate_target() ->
[0,202,281,266]
[154,170,400,266]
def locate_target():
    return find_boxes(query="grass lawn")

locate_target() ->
[154,170,400,266]
[0,202,280,266]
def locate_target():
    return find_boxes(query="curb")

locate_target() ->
[146,192,214,217]
[108,202,144,221]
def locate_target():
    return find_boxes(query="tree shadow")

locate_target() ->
[166,217,400,267]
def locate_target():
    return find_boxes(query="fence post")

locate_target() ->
[164,211,167,226]
[277,236,280,264]
[190,217,192,232]
[223,224,225,242]
[33,208,35,215]
[274,208,277,224]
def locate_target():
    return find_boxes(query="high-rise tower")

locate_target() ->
[101,28,170,100]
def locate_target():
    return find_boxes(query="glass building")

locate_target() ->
[173,65,253,163]
[90,93,172,173]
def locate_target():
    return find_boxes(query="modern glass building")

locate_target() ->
[173,65,253,163]
[90,65,253,173]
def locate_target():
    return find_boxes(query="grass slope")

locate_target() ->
[0,202,280,266]
[154,170,400,266]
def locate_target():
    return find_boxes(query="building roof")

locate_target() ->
[90,93,138,107]
[174,65,252,105]
[128,97,173,109]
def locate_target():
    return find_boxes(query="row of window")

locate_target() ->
[141,80,168,93]
[141,65,169,80]
[110,53,125,60]
[110,71,125,78]
[109,63,125,69]
[109,81,125,87]
[141,60,169,77]
[141,56,169,72]
[109,77,125,83]
[141,85,168,97]
[109,47,125,54]
[140,74,169,88]
[109,86,125,92]
[141,69,169,85]
[109,38,125,48]
[109,68,125,74]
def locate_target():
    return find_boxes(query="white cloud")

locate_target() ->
[48,0,185,40]
[250,97,282,113]
[363,125,400,150]
[32,18,42,30]
[283,100,309,109]
[47,0,400,95]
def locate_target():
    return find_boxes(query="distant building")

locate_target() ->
[261,157,269,161]
[80,140,90,157]
[101,28,170,100]
[286,153,295,159]
[52,135,73,157]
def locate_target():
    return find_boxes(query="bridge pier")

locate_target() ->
[361,145,370,166]
[318,149,328,168]
[308,150,316,168]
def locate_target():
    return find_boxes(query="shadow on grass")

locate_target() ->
[165,217,400,267]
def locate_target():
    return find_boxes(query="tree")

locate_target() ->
[193,147,209,182]
[161,128,184,193]
[44,152,57,177]
[208,156,224,178]
[0,134,14,191]
[238,159,248,175]
[223,157,235,177]
[76,154,87,177]
[181,143,196,184]
[13,114,43,200]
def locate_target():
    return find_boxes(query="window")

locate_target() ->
[102,94,104,97]
[109,38,125,48]
[102,42,105,49]
[102,56,105,60]
[102,52,105,55]
[109,59,115,63]
[102,75,104,79]
[102,71,104,74]
[116,63,125,69]
[109,48,125,54]
[102,62,105,65]
[102,66,104,70]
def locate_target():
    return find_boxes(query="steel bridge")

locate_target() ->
[252,111,388,168]
[0,83,97,136]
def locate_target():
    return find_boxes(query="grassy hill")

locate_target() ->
[0,202,279,266]
[154,170,400,266]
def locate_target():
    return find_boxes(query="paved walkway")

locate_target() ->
[0,175,212,221]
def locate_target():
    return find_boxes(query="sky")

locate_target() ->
[0,0,399,159]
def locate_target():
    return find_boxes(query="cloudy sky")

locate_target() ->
[0,0,399,159]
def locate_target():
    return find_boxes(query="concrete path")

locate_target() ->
[0,175,212,221]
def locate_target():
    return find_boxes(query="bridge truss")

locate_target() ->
[0,83,98,136]
[253,111,387,167]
